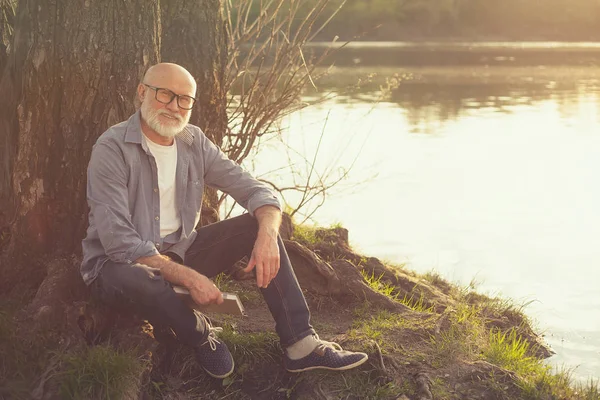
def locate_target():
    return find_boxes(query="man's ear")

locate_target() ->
[137,84,146,102]
[133,84,144,109]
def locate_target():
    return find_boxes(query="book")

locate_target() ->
[172,286,247,317]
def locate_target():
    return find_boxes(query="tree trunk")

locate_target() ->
[0,0,160,288]
[0,0,14,72]
[0,0,16,228]
[161,0,228,217]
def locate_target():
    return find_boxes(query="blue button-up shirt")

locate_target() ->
[81,111,281,285]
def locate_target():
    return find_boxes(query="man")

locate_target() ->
[81,63,368,379]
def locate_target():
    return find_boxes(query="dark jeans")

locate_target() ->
[91,214,315,348]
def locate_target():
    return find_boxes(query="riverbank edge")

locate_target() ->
[0,221,598,399]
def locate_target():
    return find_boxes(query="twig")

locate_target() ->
[315,382,328,399]
[372,340,386,373]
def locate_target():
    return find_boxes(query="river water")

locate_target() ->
[240,43,600,381]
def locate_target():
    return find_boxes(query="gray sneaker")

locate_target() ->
[284,336,368,372]
[194,321,234,379]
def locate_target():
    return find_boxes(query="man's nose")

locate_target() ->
[166,98,180,112]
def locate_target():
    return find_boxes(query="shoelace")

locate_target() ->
[314,334,344,352]
[206,326,223,351]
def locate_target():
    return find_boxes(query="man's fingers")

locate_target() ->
[255,261,263,287]
[265,254,279,286]
[212,283,224,304]
[271,255,280,281]
[262,260,270,288]
[244,255,256,272]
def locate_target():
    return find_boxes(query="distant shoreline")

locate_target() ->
[297,41,600,67]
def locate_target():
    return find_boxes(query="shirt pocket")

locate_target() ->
[185,179,204,212]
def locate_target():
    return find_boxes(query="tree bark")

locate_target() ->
[0,0,17,227]
[0,0,14,72]
[0,0,160,286]
[161,0,228,216]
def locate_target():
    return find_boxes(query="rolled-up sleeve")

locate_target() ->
[87,142,159,263]
[201,134,281,215]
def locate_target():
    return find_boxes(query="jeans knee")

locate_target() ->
[240,213,259,232]
[98,263,170,306]
[129,264,171,300]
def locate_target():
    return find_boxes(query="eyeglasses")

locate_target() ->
[143,83,196,110]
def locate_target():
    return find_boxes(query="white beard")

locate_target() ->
[140,100,190,138]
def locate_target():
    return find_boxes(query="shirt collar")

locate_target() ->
[124,110,195,146]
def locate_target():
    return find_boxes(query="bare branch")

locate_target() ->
[224,0,340,165]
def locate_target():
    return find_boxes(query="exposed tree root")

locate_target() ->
[415,372,433,400]
[284,239,412,313]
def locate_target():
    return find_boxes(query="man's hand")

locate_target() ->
[188,274,224,305]
[243,205,282,288]
[137,254,223,305]
[244,228,280,288]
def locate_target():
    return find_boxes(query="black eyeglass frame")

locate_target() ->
[143,83,196,110]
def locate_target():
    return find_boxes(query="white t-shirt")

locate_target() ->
[143,135,181,238]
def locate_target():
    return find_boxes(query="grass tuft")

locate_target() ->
[349,307,435,352]
[428,303,483,366]
[422,271,446,286]
[304,367,402,399]
[484,329,538,375]
[217,324,281,367]
[398,293,435,313]
[361,269,434,313]
[576,379,600,400]
[213,272,237,293]
[213,273,261,304]
[360,270,397,299]
[292,223,319,245]
[56,345,143,400]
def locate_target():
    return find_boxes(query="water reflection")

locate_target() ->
[392,81,598,133]
[312,66,600,133]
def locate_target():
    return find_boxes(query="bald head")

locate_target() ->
[142,63,197,97]
[137,63,197,143]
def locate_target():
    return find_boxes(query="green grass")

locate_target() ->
[347,295,600,400]
[429,376,453,399]
[422,270,446,286]
[398,293,435,313]
[292,221,347,247]
[328,221,345,230]
[213,272,261,304]
[150,325,282,399]
[483,329,538,375]
[304,368,402,400]
[428,303,483,366]
[0,308,55,399]
[217,324,281,367]
[360,270,398,299]
[576,380,600,400]
[213,272,238,293]
[56,345,143,400]
[2,308,143,400]
[349,307,433,349]
[360,269,434,313]
[292,223,319,245]
[429,324,478,367]
[480,329,600,400]
[449,280,536,334]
